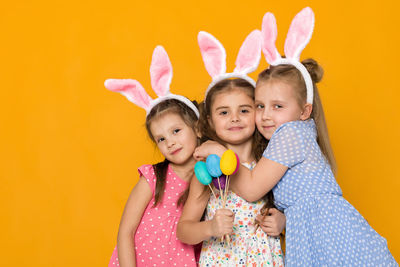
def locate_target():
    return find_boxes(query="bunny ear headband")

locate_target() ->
[262,7,315,104]
[104,46,200,118]
[198,29,262,98]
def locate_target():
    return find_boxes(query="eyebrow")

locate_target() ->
[271,100,288,104]
[215,104,253,111]
[239,104,253,108]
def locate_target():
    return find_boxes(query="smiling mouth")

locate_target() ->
[228,127,243,131]
[171,148,182,155]
[262,126,274,130]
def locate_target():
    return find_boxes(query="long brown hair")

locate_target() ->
[198,78,275,208]
[145,99,199,207]
[257,58,337,173]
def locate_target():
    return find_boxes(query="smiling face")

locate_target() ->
[255,79,311,140]
[209,88,255,145]
[150,112,198,166]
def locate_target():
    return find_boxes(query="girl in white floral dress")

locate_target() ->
[178,77,285,266]
[200,162,283,266]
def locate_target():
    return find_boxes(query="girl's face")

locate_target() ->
[150,112,198,165]
[209,88,255,145]
[255,80,310,140]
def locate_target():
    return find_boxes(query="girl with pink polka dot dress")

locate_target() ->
[105,46,200,267]
[177,31,285,266]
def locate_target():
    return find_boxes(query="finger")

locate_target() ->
[261,217,274,224]
[268,208,279,215]
[219,209,234,216]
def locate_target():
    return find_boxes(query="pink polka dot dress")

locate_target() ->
[109,164,197,267]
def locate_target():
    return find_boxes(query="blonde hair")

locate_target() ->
[257,58,337,173]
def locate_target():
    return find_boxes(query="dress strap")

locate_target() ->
[241,161,257,170]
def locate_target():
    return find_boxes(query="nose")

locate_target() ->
[231,112,240,122]
[166,137,175,148]
[261,107,271,121]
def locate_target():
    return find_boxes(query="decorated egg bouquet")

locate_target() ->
[194,149,239,243]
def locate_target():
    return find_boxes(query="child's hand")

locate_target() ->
[193,140,226,161]
[210,209,234,237]
[255,208,286,237]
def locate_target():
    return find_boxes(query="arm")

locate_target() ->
[117,176,152,267]
[193,140,227,161]
[256,208,286,237]
[177,176,234,244]
[230,157,288,202]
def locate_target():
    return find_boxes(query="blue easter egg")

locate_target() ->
[194,161,212,185]
[206,154,222,177]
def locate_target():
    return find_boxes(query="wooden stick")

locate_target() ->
[222,175,228,207]
[208,184,217,201]
[217,177,223,199]
[216,177,226,243]
[223,175,230,245]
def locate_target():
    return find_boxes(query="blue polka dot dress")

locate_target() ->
[263,119,397,266]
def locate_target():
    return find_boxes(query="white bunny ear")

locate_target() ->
[261,12,281,64]
[234,30,262,74]
[150,46,173,97]
[284,7,315,60]
[198,31,227,79]
[105,79,152,110]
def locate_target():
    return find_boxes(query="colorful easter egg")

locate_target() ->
[194,161,212,185]
[212,175,226,190]
[206,154,222,177]
[220,149,238,175]
[232,152,240,175]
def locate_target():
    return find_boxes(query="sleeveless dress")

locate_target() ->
[199,163,284,266]
[264,119,397,266]
[109,164,197,267]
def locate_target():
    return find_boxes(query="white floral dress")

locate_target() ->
[199,162,284,267]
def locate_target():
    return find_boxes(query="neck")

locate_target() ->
[169,157,196,182]
[225,138,255,164]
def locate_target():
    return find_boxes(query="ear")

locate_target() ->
[261,12,281,64]
[198,31,227,79]
[234,30,262,74]
[104,79,152,109]
[150,46,173,97]
[284,7,315,61]
[300,103,313,120]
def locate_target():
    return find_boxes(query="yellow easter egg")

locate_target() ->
[220,149,237,175]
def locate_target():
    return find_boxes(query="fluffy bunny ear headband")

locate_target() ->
[198,30,262,98]
[104,46,200,118]
[262,7,315,104]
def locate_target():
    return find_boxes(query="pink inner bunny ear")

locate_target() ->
[234,30,262,74]
[261,12,280,64]
[198,31,226,79]
[284,7,315,60]
[105,79,152,109]
[150,46,173,97]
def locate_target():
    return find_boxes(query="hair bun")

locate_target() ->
[302,58,324,83]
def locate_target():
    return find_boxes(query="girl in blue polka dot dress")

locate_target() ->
[197,7,398,267]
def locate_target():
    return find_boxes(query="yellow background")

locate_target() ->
[1,0,399,266]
